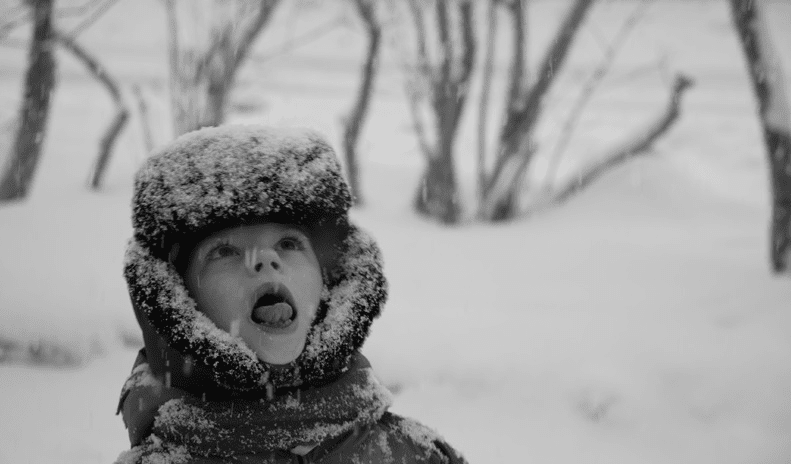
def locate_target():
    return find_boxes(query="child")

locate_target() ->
[114,125,468,463]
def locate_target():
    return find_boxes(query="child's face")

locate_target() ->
[184,223,324,366]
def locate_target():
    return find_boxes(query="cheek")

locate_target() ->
[189,273,247,317]
[292,267,324,311]
[308,268,325,304]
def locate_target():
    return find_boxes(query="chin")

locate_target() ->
[254,340,305,366]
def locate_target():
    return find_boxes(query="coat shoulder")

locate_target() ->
[359,412,469,464]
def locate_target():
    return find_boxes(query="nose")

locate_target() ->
[248,248,281,273]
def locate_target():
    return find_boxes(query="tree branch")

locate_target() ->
[230,0,281,76]
[433,0,453,114]
[549,73,694,206]
[487,0,595,196]
[52,28,129,189]
[478,0,498,200]
[343,0,382,205]
[443,0,475,137]
[1,0,119,41]
[131,84,154,156]
[64,0,122,38]
[404,0,435,161]
[504,0,526,111]
[544,0,652,187]
[405,81,434,161]
[250,16,346,64]
[406,0,433,86]
[456,1,476,90]
[499,0,595,145]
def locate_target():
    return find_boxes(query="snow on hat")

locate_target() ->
[124,125,387,394]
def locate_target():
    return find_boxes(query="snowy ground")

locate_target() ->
[1,0,791,463]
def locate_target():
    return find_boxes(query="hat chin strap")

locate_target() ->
[124,225,387,395]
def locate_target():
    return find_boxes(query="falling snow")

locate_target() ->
[2,0,791,463]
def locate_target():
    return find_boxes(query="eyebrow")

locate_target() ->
[196,236,233,257]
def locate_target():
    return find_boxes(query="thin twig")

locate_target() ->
[132,84,154,156]
[229,0,281,75]
[1,0,120,40]
[503,0,526,114]
[64,0,122,39]
[0,2,30,39]
[549,74,694,205]
[543,0,652,187]
[403,0,434,161]
[54,0,106,17]
[249,16,347,64]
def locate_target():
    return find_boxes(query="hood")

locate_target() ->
[125,125,387,395]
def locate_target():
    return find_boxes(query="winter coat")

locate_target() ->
[115,350,467,464]
[115,125,468,463]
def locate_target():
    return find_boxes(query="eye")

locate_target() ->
[278,235,306,252]
[206,243,240,260]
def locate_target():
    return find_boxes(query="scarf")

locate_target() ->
[115,352,393,463]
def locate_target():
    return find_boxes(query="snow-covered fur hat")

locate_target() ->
[124,125,387,396]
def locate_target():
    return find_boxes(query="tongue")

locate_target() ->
[252,302,294,326]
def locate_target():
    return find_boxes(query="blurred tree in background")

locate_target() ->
[477,0,594,221]
[0,0,56,201]
[165,0,281,136]
[401,0,476,224]
[342,0,382,206]
[2,0,785,276]
[395,0,695,225]
[730,0,791,274]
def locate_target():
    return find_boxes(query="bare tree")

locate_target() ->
[730,0,791,273]
[165,0,281,136]
[479,0,595,221]
[404,0,476,224]
[0,0,56,202]
[343,0,382,206]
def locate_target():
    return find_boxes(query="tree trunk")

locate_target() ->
[0,0,56,202]
[413,136,459,224]
[730,0,791,273]
[477,0,497,203]
[408,0,475,224]
[343,0,381,207]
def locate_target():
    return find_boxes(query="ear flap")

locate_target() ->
[125,239,269,393]
[297,225,388,385]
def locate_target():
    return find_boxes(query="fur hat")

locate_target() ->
[124,125,387,396]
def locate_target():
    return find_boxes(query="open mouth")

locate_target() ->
[250,284,297,330]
